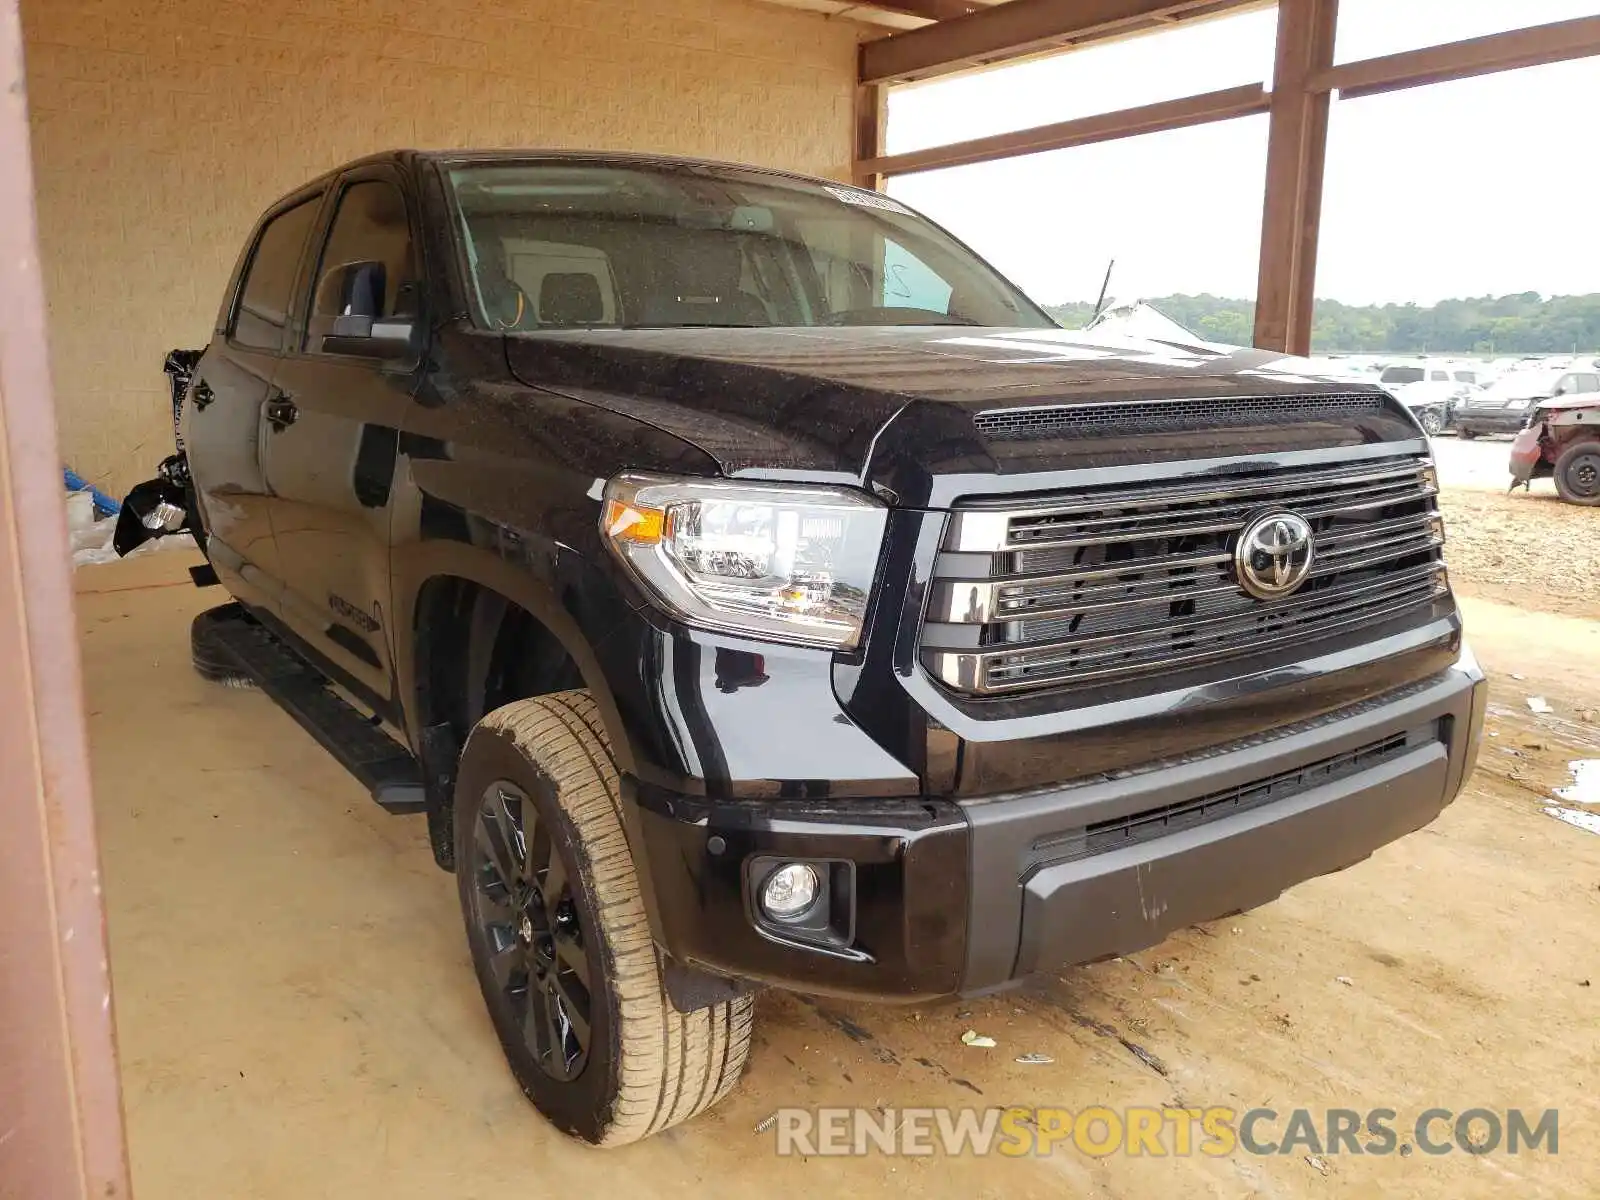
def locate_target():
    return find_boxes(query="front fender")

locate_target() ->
[389,504,640,774]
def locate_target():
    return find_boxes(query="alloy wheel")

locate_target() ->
[470,783,592,1082]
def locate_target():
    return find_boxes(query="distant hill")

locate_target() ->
[1043,293,1600,354]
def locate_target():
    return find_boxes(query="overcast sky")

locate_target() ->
[886,0,1599,308]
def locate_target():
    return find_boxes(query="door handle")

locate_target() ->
[265,395,298,431]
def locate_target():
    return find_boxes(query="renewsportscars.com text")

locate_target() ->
[771,1106,1558,1158]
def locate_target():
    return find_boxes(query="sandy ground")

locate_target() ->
[78,465,1600,1199]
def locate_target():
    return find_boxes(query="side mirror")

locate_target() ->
[319,261,416,359]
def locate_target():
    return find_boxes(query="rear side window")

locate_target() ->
[306,180,417,349]
[232,198,322,350]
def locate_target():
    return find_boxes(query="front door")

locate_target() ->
[260,169,423,701]
[186,191,326,614]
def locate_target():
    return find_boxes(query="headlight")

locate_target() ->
[600,473,888,649]
[1505,399,1531,409]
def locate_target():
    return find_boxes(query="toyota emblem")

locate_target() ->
[1235,511,1315,600]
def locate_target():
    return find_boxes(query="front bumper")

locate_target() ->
[631,651,1486,1001]
[1455,408,1531,435]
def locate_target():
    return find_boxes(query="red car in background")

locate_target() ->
[1510,394,1600,505]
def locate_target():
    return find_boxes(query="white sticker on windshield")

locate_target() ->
[825,185,913,215]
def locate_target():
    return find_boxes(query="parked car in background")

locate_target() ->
[1510,391,1600,504]
[1454,369,1571,438]
[1376,360,1482,434]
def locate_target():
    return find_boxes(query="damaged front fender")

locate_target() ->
[1508,422,1545,490]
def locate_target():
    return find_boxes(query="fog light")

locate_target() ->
[761,863,820,920]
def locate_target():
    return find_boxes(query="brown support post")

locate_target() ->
[853,80,890,189]
[1253,0,1337,355]
[0,2,132,1198]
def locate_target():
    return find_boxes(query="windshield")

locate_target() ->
[1379,366,1425,385]
[445,162,1052,332]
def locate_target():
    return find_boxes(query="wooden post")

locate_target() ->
[1253,0,1337,355]
[0,1,132,1197]
[853,81,889,190]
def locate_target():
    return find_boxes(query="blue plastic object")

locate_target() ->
[63,467,120,517]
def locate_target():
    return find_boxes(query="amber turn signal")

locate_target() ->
[603,498,665,545]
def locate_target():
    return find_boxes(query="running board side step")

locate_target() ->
[193,603,427,814]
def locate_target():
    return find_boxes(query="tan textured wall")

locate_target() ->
[20,0,861,495]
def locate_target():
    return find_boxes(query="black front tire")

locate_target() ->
[454,691,754,1146]
[1554,440,1600,506]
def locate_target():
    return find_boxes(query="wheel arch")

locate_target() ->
[404,564,634,768]
[393,542,640,868]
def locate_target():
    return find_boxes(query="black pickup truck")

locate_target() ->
[118,150,1485,1146]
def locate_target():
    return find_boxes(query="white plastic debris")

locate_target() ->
[960,1030,997,1048]
[1014,1053,1054,1065]
[71,521,196,568]
[1306,1153,1331,1176]
[1527,697,1554,715]
[1555,761,1600,807]
[1335,975,1354,987]
[1545,806,1600,835]
[66,490,95,531]
[66,491,121,564]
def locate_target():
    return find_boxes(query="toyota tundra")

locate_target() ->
[116,150,1486,1146]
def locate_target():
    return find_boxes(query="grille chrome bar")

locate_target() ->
[947,458,1437,552]
[1000,478,1436,552]
[923,451,1448,695]
[1005,563,1442,658]
[938,581,1443,693]
[925,514,1443,626]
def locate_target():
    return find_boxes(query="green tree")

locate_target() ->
[1042,293,1600,354]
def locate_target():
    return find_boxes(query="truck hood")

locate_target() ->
[504,326,1417,503]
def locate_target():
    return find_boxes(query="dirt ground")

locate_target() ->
[79,447,1600,1199]
[1432,436,1600,621]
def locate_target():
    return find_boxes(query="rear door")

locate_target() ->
[259,165,425,700]
[186,190,326,614]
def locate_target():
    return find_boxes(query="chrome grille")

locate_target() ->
[923,454,1448,695]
